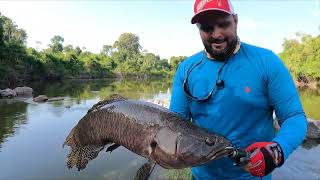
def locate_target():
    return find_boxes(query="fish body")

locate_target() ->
[64,94,233,171]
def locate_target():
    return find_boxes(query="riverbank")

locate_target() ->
[1,75,317,90]
[0,75,174,90]
[295,79,319,89]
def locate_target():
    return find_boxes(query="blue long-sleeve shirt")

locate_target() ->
[169,42,307,179]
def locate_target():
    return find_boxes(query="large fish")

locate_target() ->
[63,94,241,178]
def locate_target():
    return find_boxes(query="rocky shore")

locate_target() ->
[0,86,64,102]
[0,86,33,98]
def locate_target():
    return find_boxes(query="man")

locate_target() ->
[169,0,307,179]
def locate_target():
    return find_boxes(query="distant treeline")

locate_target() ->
[279,33,320,84]
[0,13,185,87]
[0,12,319,87]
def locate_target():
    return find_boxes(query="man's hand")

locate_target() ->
[244,142,284,177]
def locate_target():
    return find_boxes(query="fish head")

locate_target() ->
[151,126,232,168]
[175,131,233,167]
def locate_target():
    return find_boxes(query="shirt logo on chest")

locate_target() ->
[245,86,251,93]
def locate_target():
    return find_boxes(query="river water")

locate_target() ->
[0,79,319,180]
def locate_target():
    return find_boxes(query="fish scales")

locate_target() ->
[74,102,159,156]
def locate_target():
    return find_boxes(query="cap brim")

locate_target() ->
[191,9,232,24]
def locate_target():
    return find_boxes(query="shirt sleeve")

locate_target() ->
[266,51,307,161]
[169,63,192,120]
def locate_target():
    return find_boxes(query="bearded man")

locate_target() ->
[169,0,307,179]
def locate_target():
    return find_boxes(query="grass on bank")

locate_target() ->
[164,168,192,180]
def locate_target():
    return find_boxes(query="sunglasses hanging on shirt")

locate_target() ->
[183,51,230,101]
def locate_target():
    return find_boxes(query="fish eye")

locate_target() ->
[205,137,215,146]
[150,141,157,149]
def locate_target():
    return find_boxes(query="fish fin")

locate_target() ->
[63,128,75,148]
[87,94,127,113]
[64,129,107,170]
[106,143,121,153]
[134,161,156,180]
[65,143,105,171]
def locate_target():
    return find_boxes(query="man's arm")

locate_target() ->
[169,63,191,120]
[266,52,307,160]
[244,51,307,177]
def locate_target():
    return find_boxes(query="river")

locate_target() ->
[0,79,319,180]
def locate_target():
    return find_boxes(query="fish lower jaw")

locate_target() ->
[210,148,234,160]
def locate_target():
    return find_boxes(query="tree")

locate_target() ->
[0,13,30,85]
[158,58,171,71]
[102,44,112,55]
[169,56,187,71]
[1,17,27,46]
[75,46,82,56]
[113,33,141,58]
[111,50,127,64]
[63,44,74,53]
[0,15,4,46]
[49,35,64,52]
[279,33,320,81]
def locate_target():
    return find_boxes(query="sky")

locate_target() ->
[0,0,319,59]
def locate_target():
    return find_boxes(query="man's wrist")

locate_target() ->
[271,142,284,167]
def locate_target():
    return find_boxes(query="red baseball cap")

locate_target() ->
[191,0,235,24]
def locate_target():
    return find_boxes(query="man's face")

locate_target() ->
[197,11,238,61]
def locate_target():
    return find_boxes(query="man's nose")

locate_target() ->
[210,26,223,39]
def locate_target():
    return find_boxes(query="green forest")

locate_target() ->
[0,12,319,88]
[0,13,185,87]
[280,33,320,87]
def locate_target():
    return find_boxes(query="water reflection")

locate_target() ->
[30,78,172,104]
[299,88,320,120]
[0,99,28,149]
[273,138,320,180]
[301,138,320,150]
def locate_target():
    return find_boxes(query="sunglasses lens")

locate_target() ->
[198,24,213,32]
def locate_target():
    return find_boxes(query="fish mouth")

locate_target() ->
[210,147,235,160]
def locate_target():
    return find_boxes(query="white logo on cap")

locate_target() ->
[217,0,222,6]
[197,0,212,12]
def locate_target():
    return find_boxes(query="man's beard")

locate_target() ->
[204,36,238,61]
